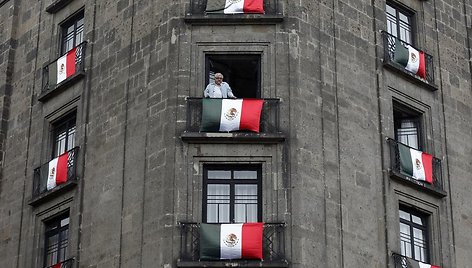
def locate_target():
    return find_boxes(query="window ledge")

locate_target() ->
[383,61,438,91]
[390,171,446,198]
[181,132,285,144]
[38,71,84,102]
[45,0,75,13]
[28,180,78,207]
[184,14,284,25]
[177,260,289,268]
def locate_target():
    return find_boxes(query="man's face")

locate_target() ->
[215,76,223,85]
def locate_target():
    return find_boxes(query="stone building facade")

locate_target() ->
[0,0,471,267]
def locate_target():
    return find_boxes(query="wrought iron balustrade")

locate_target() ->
[392,252,440,268]
[33,147,79,198]
[42,42,87,93]
[187,0,281,16]
[185,98,281,134]
[381,31,435,87]
[179,222,286,262]
[387,138,444,195]
[45,258,74,268]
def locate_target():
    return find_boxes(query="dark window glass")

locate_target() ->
[393,104,422,150]
[205,54,261,98]
[399,207,429,262]
[203,165,261,223]
[61,11,84,54]
[52,114,76,158]
[44,212,69,267]
[386,2,414,44]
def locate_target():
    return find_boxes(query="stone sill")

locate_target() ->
[184,14,284,25]
[383,61,438,91]
[28,180,78,207]
[46,0,74,13]
[38,71,84,102]
[181,132,285,144]
[177,260,289,268]
[390,171,446,198]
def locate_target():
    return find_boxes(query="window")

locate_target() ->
[205,54,261,98]
[61,10,84,54]
[393,103,422,150]
[203,165,262,223]
[386,2,414,44]
[44,212,69,267]
[51,113,76,158]
[399,206,430,263]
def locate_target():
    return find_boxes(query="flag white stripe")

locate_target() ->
[405,45,420,74]
[219,99,243,132]
[224,0,245,13]
[410,148,426,181]
[220,224,243,259]
[418,263,431,268]
[56,54,68,84]
[47,158,59,190]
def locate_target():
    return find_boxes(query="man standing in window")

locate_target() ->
[204,73,237,98]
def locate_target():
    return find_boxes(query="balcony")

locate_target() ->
[181,98,285,143]
[29,147,79,206]
[178,222,287,267]
[387,138,445,197]
[39,42,87,101]
[381,31,437,90]
[392,253,440,268]
[185,0,283,24]
[45,258,74,268]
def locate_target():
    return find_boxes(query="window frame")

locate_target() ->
[399,206,430,263]
[202,164,262,223]
[60,10,84,55]
[386,1,416,45]
[51,112,76,159]
[44,211,70,267]
[393,102,423,151]
[205,54,262,98]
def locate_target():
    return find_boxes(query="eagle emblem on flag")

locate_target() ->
[415,158,422,170]
[59,63,65,75]
[49,167,56,178]
[223,233,239,248]
[410,52,418,63]
[224,107,239,121]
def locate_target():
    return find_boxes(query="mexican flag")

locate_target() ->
[200,223,263,260]
[47,152,69,190]
[398,143,433,184]
[49,47,78,86]
[409,259,440,268]
[393,39,426,79]
[206,0,264,14]
[200,99,264,133]
[52,262,62,268]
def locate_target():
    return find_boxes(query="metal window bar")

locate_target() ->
[185,97,280,133]
[32,147,79,198]
[44,257,74,268]
[42,42,87,92]
[386,138,443,192]
[381,31,435,85]
[179,222,286,262]
[188,0,280,16]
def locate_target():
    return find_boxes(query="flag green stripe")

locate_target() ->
[200,224,221,260]
[201,99,222,132]
[206,0,227,12]
[408,258,421,268]
[48,62,58,87]
[393,38,409,67]
[398,143,413,176]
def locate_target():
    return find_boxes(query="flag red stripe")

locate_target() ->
[243,0,264,13]
[239,99,263,133]
[52,263,61,268]
[241,223,263,259]
[66,47,77,77]
[421,152,433,184]
[56,152,69,185]
[417,50,426,79]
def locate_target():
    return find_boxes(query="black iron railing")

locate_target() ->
[187,0,280,16]
[392,253,440,268]
[45,258,74,268]
[42,42,87,92]
[387,138,443,194]
[185,98,280,133]
[33,147,79,198]
[381,31,435,86]
[179,222,286,262]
